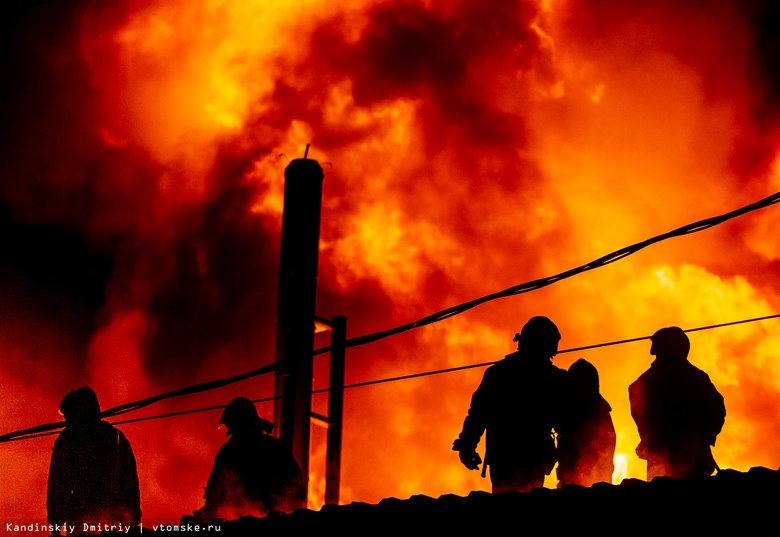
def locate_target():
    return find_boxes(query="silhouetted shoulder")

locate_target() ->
[48,387,141,528]
[454,316,565,493]
[596,393,612,414]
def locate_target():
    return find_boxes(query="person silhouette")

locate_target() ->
[452,316,567,493]
[47,386,141,531]
[195,397,306,522]
[555,358,616,488]
[629,326,726,481]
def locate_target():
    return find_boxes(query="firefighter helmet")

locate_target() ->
[219,397,274,435]
[59,386,101,421]
[650,326,690,359]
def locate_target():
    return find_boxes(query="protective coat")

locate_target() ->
[199,423,305,521]
[629,358,726,480]
[47,420,141,527]
[454,351,567,492]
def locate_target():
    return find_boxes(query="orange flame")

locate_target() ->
[2,0,780,525]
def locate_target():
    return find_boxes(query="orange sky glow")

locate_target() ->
[2,0,780,527]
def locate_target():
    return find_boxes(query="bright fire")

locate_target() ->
[2,0,780,526]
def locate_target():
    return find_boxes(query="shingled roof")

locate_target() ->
[168,466,777,535]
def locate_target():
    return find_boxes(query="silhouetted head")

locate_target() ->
[568,358,600,394]
[220,397,275,436]
[59,386,101,422]
[650,326,690,361]
[513,316,561,360]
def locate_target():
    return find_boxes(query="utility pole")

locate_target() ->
[310,315,347,505]
[324,315,346,504]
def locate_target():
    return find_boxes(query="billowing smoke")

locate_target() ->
[2,0,780,524]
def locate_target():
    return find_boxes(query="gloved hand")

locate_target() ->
[458,450,482,471]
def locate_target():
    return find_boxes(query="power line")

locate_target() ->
[562,313,780,353]
[88,190,780,418]
[318,313,780,387]
[4,312,777,444]
[0,361,280,442]
[2,193,778,443]
[100,362,279,418]
[314,191,780,355]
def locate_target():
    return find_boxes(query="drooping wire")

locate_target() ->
[3,312,778,444]
[1,192,778,443]
[315,191,780,355]
[100,362,279,418]
[0,362,279,442]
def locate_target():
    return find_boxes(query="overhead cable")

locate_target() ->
[318,191,780,354]
[0,361,279,443]
[3,312,777,444]
[2,192,777,443]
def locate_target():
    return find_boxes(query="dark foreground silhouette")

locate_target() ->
[453,316,567,492]
[47,386,141,533]
[556,358,616,487]
[190,397,305,522]
[629,326,726,480]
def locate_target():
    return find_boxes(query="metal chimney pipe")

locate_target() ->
[273,154,324,505]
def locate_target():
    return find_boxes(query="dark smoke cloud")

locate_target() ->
[0,3,118,380]
[748,1,780,118]
[251,0,571,307]
[0,0,289,383]
[306,1,549,161]
[144,151,282,380]
[0,0,159,245]
[2,0,778,386]
[3,0,780,518]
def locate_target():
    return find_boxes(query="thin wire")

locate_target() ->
[313,191,780,355]
[4,313,777,443]
[100,362,279,418]
[0,362,280,442]
[83,190,780,422]
[2,191,779,443]
[561,313,780,353]
[3,193,779,443]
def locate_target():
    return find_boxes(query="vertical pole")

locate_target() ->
[274,155,324,506]
[325,315,346,505]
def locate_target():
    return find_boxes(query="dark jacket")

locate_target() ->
[47,420,141,526]
[629,358,726,480]
[200,425,305,521]
[454,352,567,487]
[556,392,616,487]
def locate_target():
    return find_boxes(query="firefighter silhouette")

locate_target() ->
[195,397,306,521]
[555,358,616,487]
[629,327,726,480]
[47,386,141,531]
[453,316,568,493]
